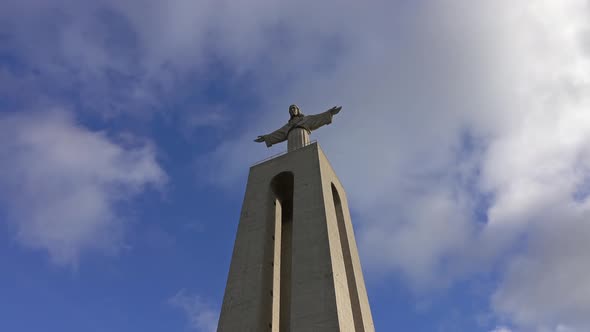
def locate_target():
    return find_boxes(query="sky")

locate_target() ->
[1,0,590,331]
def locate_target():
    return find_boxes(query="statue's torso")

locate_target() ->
[287,127,310,151]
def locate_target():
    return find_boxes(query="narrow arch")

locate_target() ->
[271,172,294,220]
[271,172,294,331]
[332,183,364,331]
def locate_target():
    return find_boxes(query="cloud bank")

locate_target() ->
[0,111,166,266]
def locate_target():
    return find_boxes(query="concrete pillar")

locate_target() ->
[217,143,374,332]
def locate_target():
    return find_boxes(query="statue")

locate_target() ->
[254,104,342,151]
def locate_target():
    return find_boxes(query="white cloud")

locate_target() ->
[492,212,590,332]
[168,289,218,332]
[490,327,513,332]
[0,110,166,266]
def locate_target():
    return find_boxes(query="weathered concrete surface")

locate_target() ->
[217,143,374,332]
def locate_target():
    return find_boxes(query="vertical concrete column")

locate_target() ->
[271,198,282,332]
[217,170,276,332]
[333,181,375,331]
[320,152,375,332]
[289,146,351,331]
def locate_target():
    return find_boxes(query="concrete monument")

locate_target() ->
[218,105,374,332]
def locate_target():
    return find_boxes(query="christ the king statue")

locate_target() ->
[254,104,342,151]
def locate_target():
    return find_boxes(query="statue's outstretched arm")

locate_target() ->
[253,124,289,147]
[302,106,342,132]
[327,106,342,115]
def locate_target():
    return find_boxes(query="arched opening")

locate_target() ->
[271,172,294,331]
[332,183,364,331]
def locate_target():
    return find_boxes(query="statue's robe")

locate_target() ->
[260,110,334,147]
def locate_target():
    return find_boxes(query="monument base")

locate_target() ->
[217,143,374,332]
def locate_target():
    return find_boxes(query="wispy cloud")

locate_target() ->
[168,289,218,332]
[0,110,166,266]
[490,327,512,332]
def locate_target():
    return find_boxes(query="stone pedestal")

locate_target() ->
[217,143,374,332]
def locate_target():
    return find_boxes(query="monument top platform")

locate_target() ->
[251,140,318,167]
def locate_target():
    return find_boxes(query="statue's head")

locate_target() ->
[289,104,301,118]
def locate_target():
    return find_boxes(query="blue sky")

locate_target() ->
[1,1,590,332]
